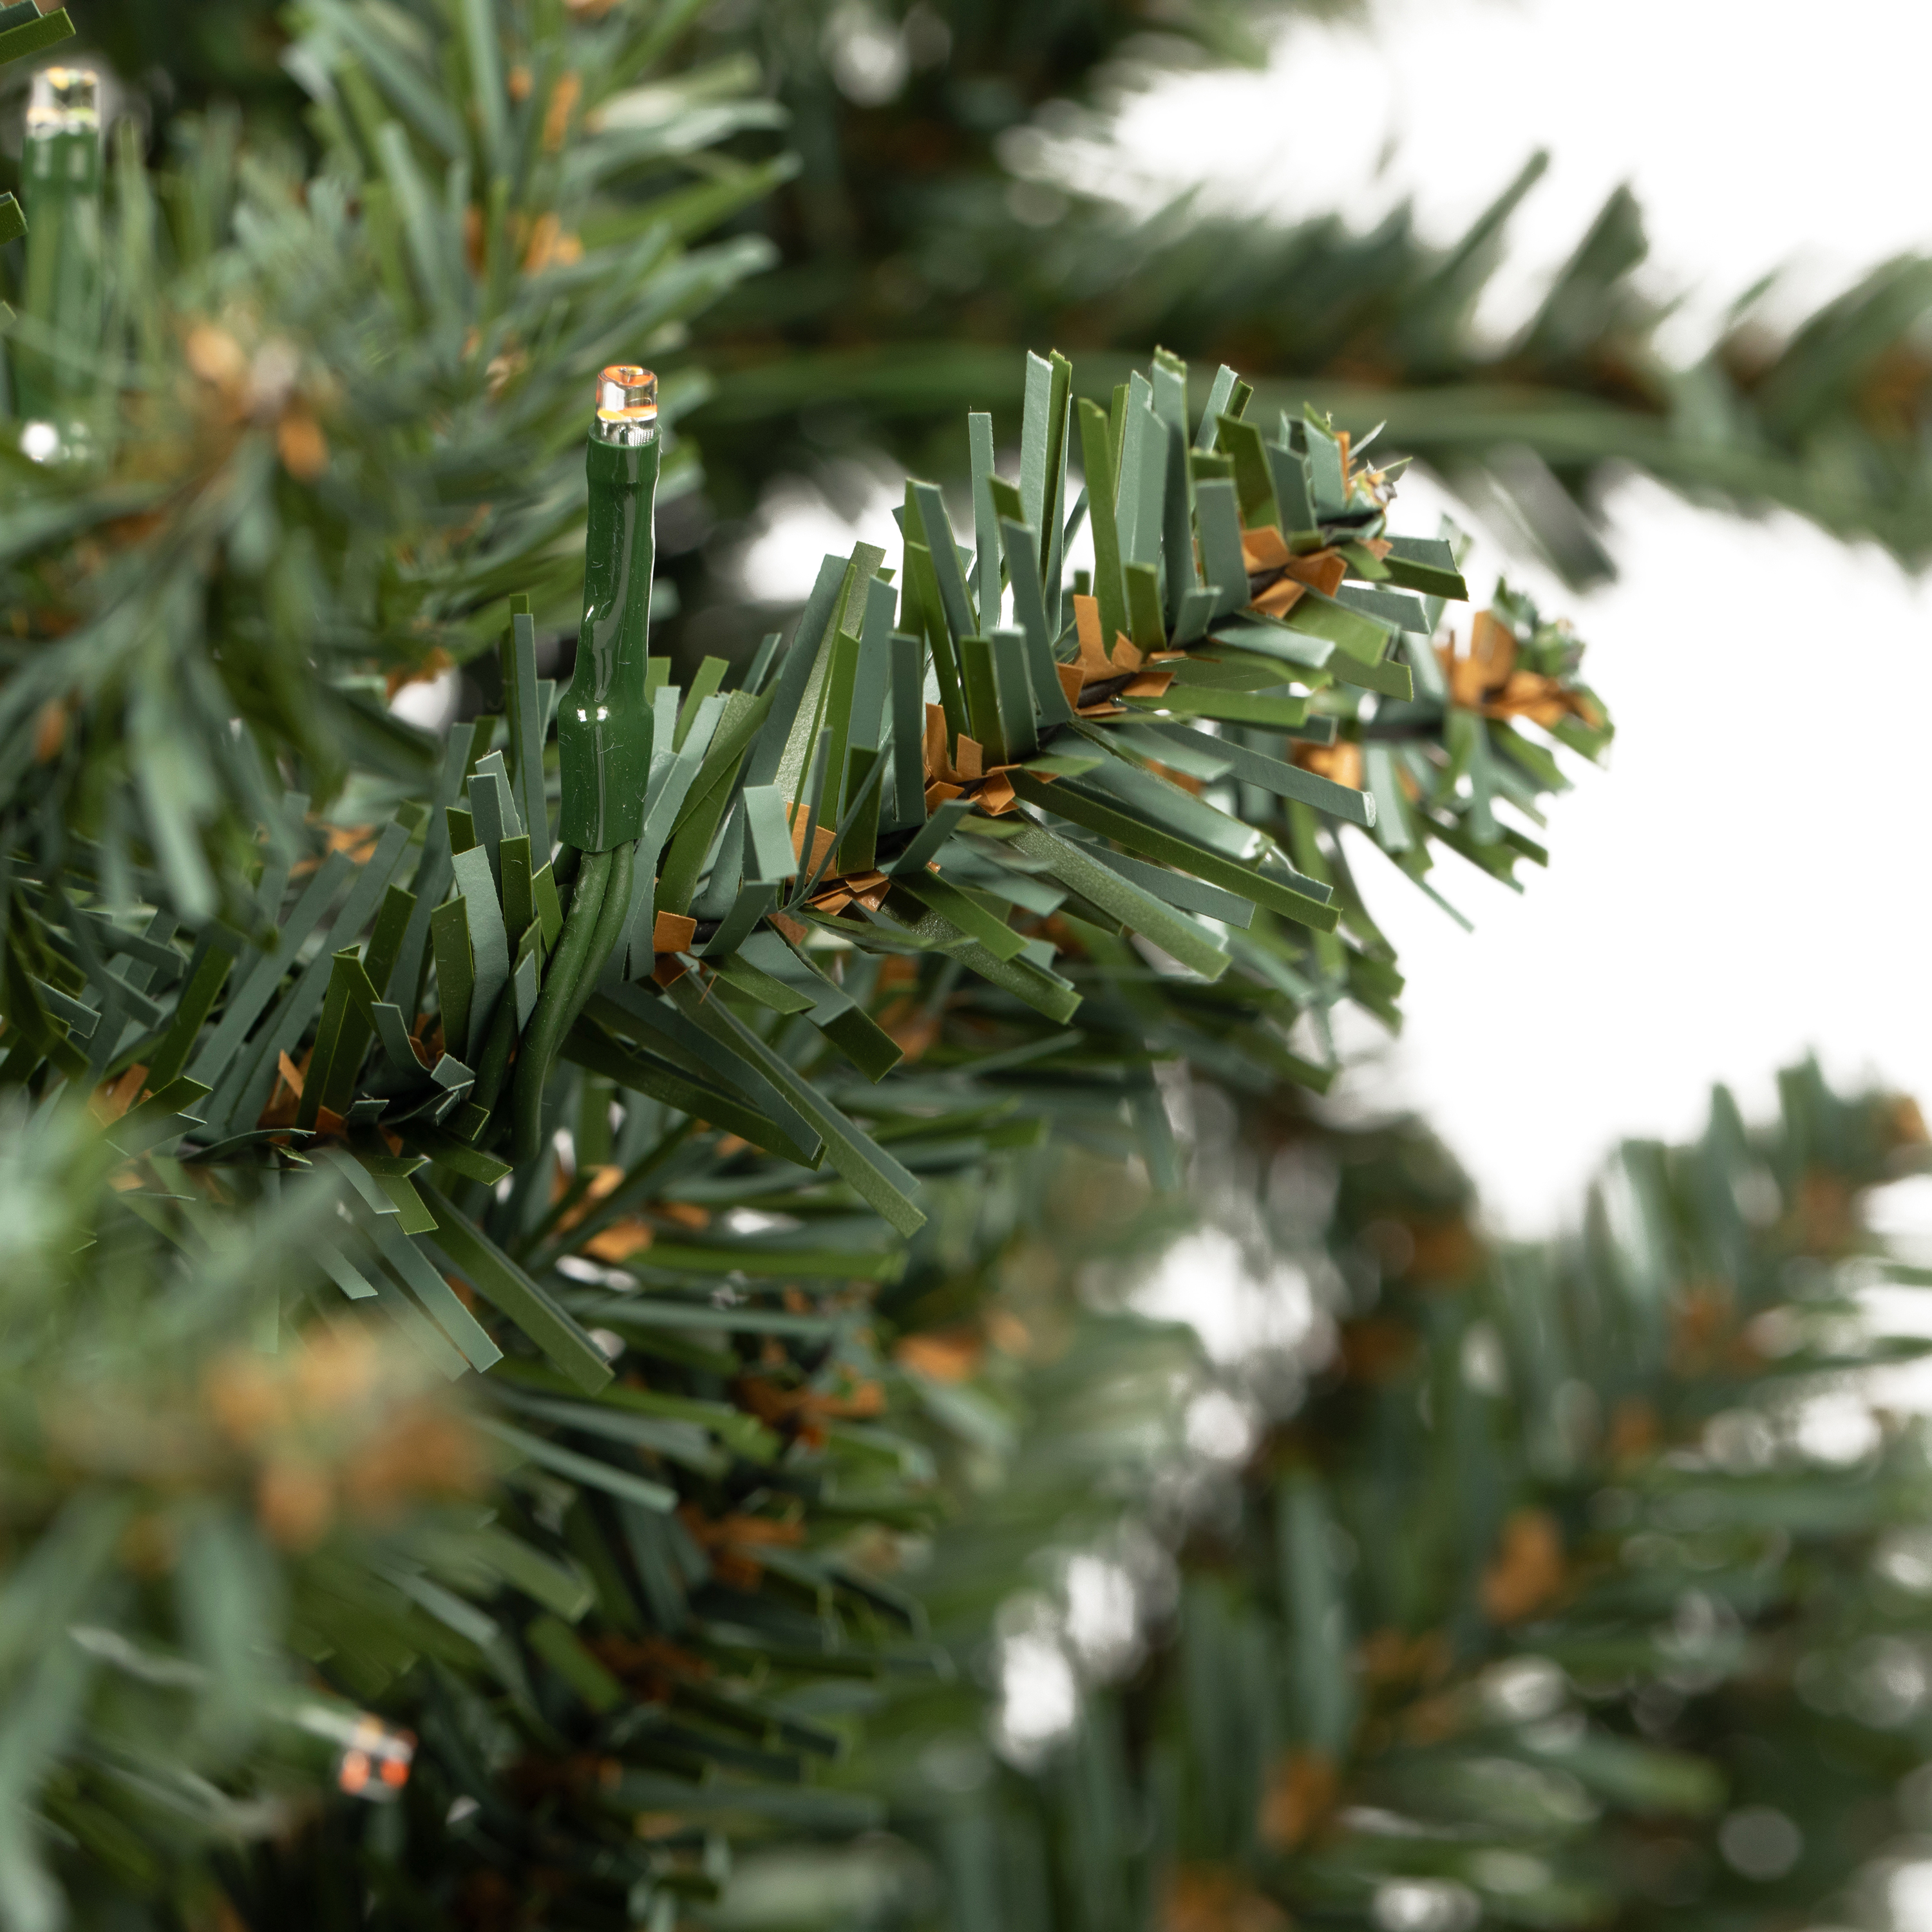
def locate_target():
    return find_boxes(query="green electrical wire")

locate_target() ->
[469,977,522,1121]
[567,841,634,1025]
[498,834,635,1154]
[511,846,612,1161]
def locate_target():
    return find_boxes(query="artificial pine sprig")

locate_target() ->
[0,328,1607,1924]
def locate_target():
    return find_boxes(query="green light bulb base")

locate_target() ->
[557,365,660,853]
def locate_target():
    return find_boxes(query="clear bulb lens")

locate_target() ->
[592,365,659,446]
[26,67,99,136]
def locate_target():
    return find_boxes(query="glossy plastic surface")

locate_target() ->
[558,433,659,850]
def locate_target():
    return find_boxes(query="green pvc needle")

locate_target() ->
[0,0,63,33]
[558,365,660,853]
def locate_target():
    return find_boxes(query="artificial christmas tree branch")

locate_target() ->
[0,1,1616,1895]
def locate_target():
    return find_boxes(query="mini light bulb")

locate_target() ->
[25,64,99,137]
[591,364,659,447]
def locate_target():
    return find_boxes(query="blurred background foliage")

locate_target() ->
[0,1107,497,1931]
[28,0,1932,666]
[8,3,1932,1931]
[807,1063,1932,1932]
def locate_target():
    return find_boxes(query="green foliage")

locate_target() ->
[2,0,781,921]
[700,153,1932,595]
[0,274,1616,1922]
[668,8,1932,609]
[0,0,1618,1903]
[3,7,1926,1932]
[818,1069,1932,1932]
[48,0,1932,607]
[0,1096,498,1929]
